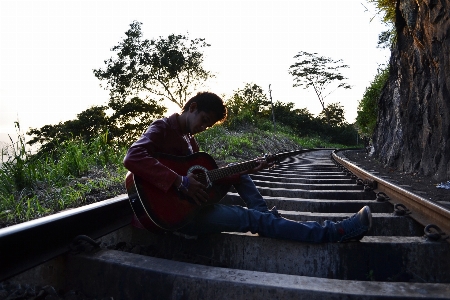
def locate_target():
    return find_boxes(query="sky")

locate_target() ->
[0,0,390,145]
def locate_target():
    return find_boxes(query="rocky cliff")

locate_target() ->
[373,0,450,181]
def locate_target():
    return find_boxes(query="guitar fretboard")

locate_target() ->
[208,159,261,181]
[193,150,305,185]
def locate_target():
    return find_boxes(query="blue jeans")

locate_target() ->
[178,175,338,243]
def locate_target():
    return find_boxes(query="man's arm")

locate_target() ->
[123,120,179,192]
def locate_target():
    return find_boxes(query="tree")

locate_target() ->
[27,99,166,154]
[269,101,317,135]
[356,65,389,140]
[225,83,271,128]
[288,51,351,125]
[27,106,110,154]
[314,102,359,146]
[107,96,166,145]
[93,21,213,109]
[318,102,347,128]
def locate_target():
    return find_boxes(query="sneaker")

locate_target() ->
[334,206,372,242]
[269,206,282,218]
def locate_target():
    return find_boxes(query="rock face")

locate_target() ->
[373,0,450,181]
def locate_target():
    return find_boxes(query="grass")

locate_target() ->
[0,127,127,227]
[196,123,350,165]
[0,122,354,227]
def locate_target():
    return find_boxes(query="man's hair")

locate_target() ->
[182,92,227,122]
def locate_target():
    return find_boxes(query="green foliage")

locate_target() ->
[1,123,34,193]
[27,98,166,153]
[356,66,389,140]
[225,83,271,129]
[196,124,298,163]
[368,0,396,25]
[1,125,127,226]
[222,82,359,147]
[107,96,166,145]
[93,20,213,109]
[318,102,347,128]
[27,105,108,153]
[288,51,351,125]
[196,123,353,165]
[329,123,360,146]
[367,0,397,48]
[269,101,317,136]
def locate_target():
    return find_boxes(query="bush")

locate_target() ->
[356,66,389,140]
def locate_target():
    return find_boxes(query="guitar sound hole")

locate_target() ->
[187,165,210,188]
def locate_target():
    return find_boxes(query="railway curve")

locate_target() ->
[1,149,449,299]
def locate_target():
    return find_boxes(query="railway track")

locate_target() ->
[1,149,449,299]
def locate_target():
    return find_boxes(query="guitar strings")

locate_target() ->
[193,160,260,184]
[192,153,292,185]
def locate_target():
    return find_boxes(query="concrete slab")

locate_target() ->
[64,249,450,299]
[221,193,393,213]
[250,174,355,184]
[257,186,376,200]
[253,179,364,190]
[262,170,346,176]
[122,227,450,283]
[257,172,358,179]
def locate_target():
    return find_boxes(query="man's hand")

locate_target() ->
[239,157,275,175]
[183,173,209,206]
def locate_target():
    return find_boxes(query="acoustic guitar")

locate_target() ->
[125,149,308,232]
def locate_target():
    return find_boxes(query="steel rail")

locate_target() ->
[0,194,133,282]
[332,150,450,239]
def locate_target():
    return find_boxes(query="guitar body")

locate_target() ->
[125,149,307,232]
[125,152,231,232]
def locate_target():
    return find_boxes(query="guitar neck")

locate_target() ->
[208,159,261,182]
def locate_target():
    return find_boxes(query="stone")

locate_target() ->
[373,0,450,182]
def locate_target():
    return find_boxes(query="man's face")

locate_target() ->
[188,109,218,135]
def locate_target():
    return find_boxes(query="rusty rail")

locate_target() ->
[332,150,450,241]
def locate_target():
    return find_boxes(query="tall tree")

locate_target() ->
[288,51,351,125]
[93,21,213,109]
